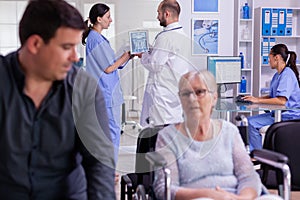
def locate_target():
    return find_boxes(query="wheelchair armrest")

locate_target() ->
[251,149,291,200]
[145,151,167,168]
[145,151,171,200]
[251,149,288,165]
[121,174,133,188]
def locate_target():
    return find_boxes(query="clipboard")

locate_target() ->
[128,30,149,54]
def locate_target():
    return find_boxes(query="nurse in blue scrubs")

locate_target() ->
[82,3,131,162]
[243,44,300,151]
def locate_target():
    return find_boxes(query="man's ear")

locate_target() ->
[164,10,170,18]
[26,35,43,54]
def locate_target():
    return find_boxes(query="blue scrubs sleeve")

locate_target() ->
[275,69,294,99]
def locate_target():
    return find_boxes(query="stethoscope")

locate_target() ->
[154,26,183,40]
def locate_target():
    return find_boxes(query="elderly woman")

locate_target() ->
[153,70,262,200]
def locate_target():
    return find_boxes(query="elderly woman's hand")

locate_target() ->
[210,186,239,200]
[215,186,257,200]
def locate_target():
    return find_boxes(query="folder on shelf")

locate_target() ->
[262,37,269,65]
[262,8,272,36]
[269,37,276,53]
[277,9,286,36]
[285,9,293,36]
[271,8,278,36]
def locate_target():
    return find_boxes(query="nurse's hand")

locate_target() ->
[243,95,259,103]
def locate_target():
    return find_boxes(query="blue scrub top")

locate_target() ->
[85,30,124,107]
[270,66,300,118]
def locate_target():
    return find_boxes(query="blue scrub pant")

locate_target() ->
[248,112,294,151]
[106,105,122,163]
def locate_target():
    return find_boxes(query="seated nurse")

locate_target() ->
[153,70,262,200]
[243,43,300,151]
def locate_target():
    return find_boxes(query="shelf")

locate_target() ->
[240,19,253,22]
[234,110,252,113]
[262,64,300,67]
[240,39,252,43]
[242,68,252,71]
[238,92,251,95]
[261,36,300,39]
[233,0,255,119]
[253,7,300,97]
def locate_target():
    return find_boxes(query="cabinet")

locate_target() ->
[253,7,300,97]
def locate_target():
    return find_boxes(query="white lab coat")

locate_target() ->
[140,22,195,126]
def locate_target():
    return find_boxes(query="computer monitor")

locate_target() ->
[207,56,242,98]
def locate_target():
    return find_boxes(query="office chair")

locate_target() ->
[120,126,164,200]
[251,119,300,199]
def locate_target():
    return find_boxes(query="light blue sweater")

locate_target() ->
[153,119,262,200]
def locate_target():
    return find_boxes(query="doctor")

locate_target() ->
[138,0,194,127]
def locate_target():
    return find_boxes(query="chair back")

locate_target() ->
[135,126,164,174]
[263,119,300,190]
[120,126,164,200]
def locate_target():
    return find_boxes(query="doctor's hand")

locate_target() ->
[133,53,143,58]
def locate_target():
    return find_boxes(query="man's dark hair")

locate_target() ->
[19,0,86,45]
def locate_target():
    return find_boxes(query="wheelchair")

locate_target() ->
[134,149,290,200]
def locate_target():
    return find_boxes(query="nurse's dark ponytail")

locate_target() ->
[81,3,110,45]
[287,51,300,87]
[82,20,91,45]
[271,44,300,87]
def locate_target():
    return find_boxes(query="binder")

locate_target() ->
[262,38,269,64]
[277,9,286,36]
[269,38,276,53]
[285,9,293,36]
[262,8,272,36]
[271,9,278,36]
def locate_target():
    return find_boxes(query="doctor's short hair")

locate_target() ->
[179,70,217,94]
[19,0,85,45]
[160,0,181,17]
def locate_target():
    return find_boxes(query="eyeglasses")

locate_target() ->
[178,89,212,99]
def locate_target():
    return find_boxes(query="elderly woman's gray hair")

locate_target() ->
[179,70,217,94]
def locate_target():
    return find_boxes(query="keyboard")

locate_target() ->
[235,95,253,105]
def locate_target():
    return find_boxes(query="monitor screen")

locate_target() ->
[207,56,242,84]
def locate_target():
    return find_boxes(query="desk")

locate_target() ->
[214,98,287,122]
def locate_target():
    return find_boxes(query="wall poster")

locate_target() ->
[192,0,219,13]
[192,18,219,55]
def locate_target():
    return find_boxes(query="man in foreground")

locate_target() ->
[0,0,115,199]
